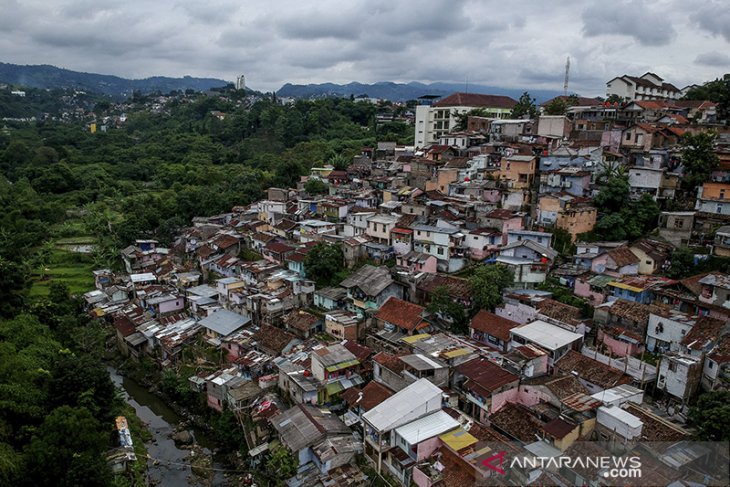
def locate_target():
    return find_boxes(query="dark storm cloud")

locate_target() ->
[1,0,727,95]
[581,1,675,46]
[690,2,730,43]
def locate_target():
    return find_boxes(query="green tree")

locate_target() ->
[48,353,117,422]
[426,286,467,332]
[683,74,730,122]
[0,257,26,318]
[680,131,719,194]
[592,213,627,241]
[551,228,575,257]
[23,406,112,487]
[453,108,489,131]
[266,443,298,484]
[688,391,730,441]
[303,243,344,286]
[543,98,568,116]
[594,175,630,213]
[327,153,350,170]
[510,92,537,119]
[304,178,328,195]
[468,264,514,311]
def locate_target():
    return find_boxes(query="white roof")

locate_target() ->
[394,410,459,445]
[511,320,583,351]
[598,406,642,429]
[130,273,156,283]
[591,384,643,404]
[362,379,442,432]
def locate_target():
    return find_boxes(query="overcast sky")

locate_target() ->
[1,0,728,95]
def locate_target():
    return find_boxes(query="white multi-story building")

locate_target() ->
[606,73,681,101]
[414,92,516,148]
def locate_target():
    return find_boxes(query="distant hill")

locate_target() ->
[0,62,229,98]
[277,81,564,104]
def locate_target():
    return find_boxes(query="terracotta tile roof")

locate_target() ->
[489,403,543,443]
[372,352,407,373]
[457,358,518,396]
[485,209,518,220]
[114,315,136,337]
[252,232,276,243]
[196,245,215,259]
[253,324,296,355]
[342,340,371,362]
[285,251,307,263]
[708,334,730,363]
[604,299,664,326]
[417,274,472,299]
[469,310,519,341]
[680,316,725,350]
[213,234,240,249]
[359,381,394,411]
[624,403,689,442]
[374,297,427,331]
[282,310,320,332]
[555,350,632,390]
[264,241,295,254]
[544,375,588,400]
[433,92,517,109]
[536,298,581,323]
[543,417,577,440]
[606,246,640,267]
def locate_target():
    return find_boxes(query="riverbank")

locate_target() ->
[108,367,226,486]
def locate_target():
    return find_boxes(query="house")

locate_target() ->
[313,286,348,310]
[697,273,730,308]
[411,224,467,273]
[281,310,321,339]
[271,404,358,475]
[554,350,632,394]
[396,251,437,274]
[464,227,501,261]
[703,334,730,390]
[480,209,524,245]
[345,208,376,237]
[199,309,251,344]
[497,155,537,190]
[537,194,597,241]
[646,309,698,353]
[606,73,681,101]
[497,241,557,287]
[361,379,444,474]
[252,324,300,356]
[453,357,520,423]
[468,310,520,351]
[606,275,674,304]
[262,241,295,264]
[324,310,360,341]
[366,214,401,245]
[629,238,673,275]
[656,353,703,403]
[374,297,429,336]
[311,344,363,403]
[387,410,460,485]
[539,168,591,197]
[415,92,517,148]
[509,320,583,369]
[342,380,395,419]
[696,182,730,215]
[340,265,404,314]
[712,225,730,257]
[658,212,695,247]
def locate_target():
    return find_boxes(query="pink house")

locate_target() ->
[465,228,501,261]
[597,326,645,357]
[481,209,524,245]
[574,274,612,305]
[396,251,438,274]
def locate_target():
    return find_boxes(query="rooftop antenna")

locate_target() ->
[563,56,570,96]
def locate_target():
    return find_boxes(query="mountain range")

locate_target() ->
[276,81,564,103]
[0,62,229,98]
[0,62,566,103]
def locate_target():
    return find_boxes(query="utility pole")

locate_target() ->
[563,57,570,96]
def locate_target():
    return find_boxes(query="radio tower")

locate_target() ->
[563,57,570,96]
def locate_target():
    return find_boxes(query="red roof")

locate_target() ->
[114,315,136,337]
[433,92,517,109]
[342,340,371,362]
[485,209,518,220]
[355,381,394,411]
[265,241,295,254]
[456,358,518,396]
[374,297,427,331]
[469,310,520,341]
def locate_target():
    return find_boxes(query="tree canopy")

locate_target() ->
[468,264,514,311]
[303,243,345,286]
[510,92,537,119]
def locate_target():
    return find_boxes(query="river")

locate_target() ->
[108,367,227,486]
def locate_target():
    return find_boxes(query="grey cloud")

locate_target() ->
[581,1,675,46]
[690,2,730,42]
[695,51,730,67]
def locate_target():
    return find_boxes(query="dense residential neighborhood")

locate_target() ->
[74,74,730,486]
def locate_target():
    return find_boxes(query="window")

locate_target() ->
[437,247,444,255]
[626,132,631,141]
[708,360,714,369]
[673,219,684,229]
[668,361,677,372]
[646,260,652,265]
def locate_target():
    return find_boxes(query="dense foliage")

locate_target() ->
[688,391,730,441]
[468,264,514,311]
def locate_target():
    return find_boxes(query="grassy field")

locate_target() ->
[28,248,96,299]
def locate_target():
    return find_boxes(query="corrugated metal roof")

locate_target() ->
[362,379,442,432]
[394,410,459,445]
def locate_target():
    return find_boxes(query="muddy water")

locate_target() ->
[108,367,226,486]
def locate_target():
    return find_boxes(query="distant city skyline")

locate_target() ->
[1,0,728,96]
